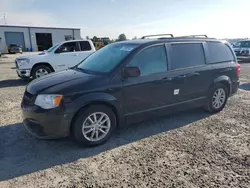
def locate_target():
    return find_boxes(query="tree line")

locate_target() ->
[86,34,138,44]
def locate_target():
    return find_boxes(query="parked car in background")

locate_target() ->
[21,34,240,146]
[15,40,96,79]
[233,40,250,61]
[8,43,23,54]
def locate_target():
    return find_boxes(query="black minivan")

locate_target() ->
[21,35,240,146]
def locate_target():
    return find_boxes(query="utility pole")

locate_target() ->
[3,13,7,25]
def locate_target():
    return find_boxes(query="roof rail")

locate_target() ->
[141,34,174,39]
[176,35,208,38]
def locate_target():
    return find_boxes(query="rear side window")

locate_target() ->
[79,41,91,51]
[128,45,167,76]
[170,43,205,70]
[207,42,234,63]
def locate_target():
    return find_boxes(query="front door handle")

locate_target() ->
[162,77,173,82]
[187,72,200,77]
[71,54,79,56]
[176,74,186,79]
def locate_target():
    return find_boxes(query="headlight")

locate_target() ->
[17,59,30,66]
[34,94,63,109]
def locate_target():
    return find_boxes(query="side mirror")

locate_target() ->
[124,66,141,77]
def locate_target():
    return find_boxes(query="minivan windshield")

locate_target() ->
[76,43,138,73]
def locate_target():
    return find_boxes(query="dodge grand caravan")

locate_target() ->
[21,34,240,146]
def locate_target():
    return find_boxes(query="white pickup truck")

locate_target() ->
[15,40,96,79]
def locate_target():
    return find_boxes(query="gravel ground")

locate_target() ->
[0,54,250,188]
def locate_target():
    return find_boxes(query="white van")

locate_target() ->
[15,40,96,79]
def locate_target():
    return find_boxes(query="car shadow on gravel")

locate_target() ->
[0,79,29,88]
[240,83,250,91]
[0,109,210,181]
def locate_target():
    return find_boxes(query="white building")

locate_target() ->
[0,25,82,53]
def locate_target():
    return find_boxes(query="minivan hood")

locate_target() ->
[26,69,97,95]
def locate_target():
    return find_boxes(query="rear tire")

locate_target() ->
[32,65,52,79]
[72,105,117,147]
[204,83,228,113]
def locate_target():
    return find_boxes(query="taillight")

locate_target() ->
[236,63,240,77]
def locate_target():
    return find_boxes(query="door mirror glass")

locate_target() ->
[124,66,141,77]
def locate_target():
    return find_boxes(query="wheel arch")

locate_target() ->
[31,62,55,75]
[69,100,121,136]
[213,75,231,95]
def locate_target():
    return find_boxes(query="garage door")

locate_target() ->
[5,32,25,50]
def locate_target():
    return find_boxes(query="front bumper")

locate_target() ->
[22,106,73,139]
[16,69,31,78]
[9,48,22,53]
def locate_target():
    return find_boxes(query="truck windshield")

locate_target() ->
[77,43,138,73]
[47,43,60,53]
[10,44,18,47]
[234,41,250,48]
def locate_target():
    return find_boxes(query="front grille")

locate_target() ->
[22,91,35,106]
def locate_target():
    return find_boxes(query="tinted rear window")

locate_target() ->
[79,41,91,51]
[207,42,234,63]
[170,43,205,70]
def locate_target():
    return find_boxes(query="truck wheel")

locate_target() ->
[72,105,117,147]
[204,83,228,113]
[32,65,52,79]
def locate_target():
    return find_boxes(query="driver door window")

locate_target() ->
[127,45,167,76]
[55,42,80,53]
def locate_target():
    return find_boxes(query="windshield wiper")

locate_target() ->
[73,66,84,71]
[73,66,95,74]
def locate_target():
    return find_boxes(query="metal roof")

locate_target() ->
[0,25,80,30]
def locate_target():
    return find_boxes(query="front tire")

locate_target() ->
[32,65,52,79]
[204,83,228,113]
[72,105,117,147]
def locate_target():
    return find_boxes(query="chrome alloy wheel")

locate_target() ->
[35,68,49,78]
[212,88,226,109]
[82,112,111,142]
